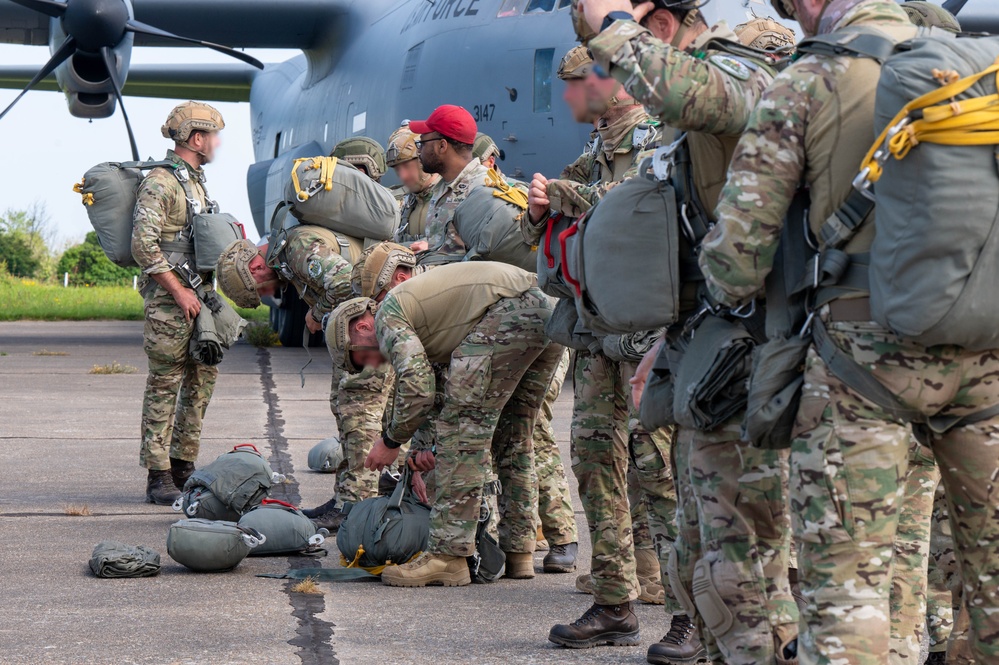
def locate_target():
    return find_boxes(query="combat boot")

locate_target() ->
[776,637,799,665]
[504,552,535,579]
[169,457,195,491]
[311,508,347,532]
[647,614,709,665]
[543,542,578,573]
[576,573,594,594]
[548,602,641,649]
[536,525,549,551]
[302,496,338,519]
[145,469,181,505]
[924,653,947,665]
[381,552,471,588]
[636,548,666,605]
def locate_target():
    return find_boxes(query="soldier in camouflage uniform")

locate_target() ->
[579,2,799,662]
[327,262,562,587]
[386,123,440,245]
[698,0,999,662]
[330,136,387,182]
[133,101,226,505]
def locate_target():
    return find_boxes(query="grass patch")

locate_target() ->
[0,276,269,322]
[64,504,92,516]
[1,351,8,356]
[90,361,138,375]
[290,577,322,595]
[244,322,281,348]
[33,349,68,356]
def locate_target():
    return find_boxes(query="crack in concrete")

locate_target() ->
[257,347,338,665]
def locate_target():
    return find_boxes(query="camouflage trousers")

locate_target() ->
[926,479,974,663]
[328,363,391,509]
[139,284,218,470]
[430,289,561,557]
[791,319,999,664]
[669,419,797,665]
[529,348,578,546]
[570,351,678,607]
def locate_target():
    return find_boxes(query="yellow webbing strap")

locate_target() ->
[485,168,529,210]
[291,156,338,201]
[860,58,999,183]
[338,544,423,576]
[72,179,94,206]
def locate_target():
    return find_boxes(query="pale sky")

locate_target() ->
[0,45,298,247]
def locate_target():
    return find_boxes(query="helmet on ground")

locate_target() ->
[161,101,225,143]
[216,239,262,309]
[558,45,594,80]
[386,124,420,167]
[351,242,416,299]
[330,137,387,181]
[735,16,796,50]
[327,297,380,373]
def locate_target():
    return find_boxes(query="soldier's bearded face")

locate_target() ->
[418,140,445,175]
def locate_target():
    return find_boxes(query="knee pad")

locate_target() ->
[692,559,735,638]
[667,548,697,618]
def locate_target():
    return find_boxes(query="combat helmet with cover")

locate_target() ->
[330,136,387,181]
[557,45,593,81]
[901,1,961,32]
[350,242,416,299]
[734,16,796,51]
[473,133,501,163]
[386,123,420,167]
[216,238,266,309]
[161,101,225,148]
[326,297,380,374]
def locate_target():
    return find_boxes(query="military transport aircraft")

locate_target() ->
[0,0,991,343]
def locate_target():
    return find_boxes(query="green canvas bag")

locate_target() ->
[451,180,537,272]
[167,519,264,573]
[174,486,242,523]
[183,444,284,516]
[238,499,326,556]
[307,436,345,473]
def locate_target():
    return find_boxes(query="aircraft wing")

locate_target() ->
[0,62,258,101]
[0,0,350,49]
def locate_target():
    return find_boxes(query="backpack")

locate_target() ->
[182,444,284,517]
[167,519,264,573]
[74,160,244,272]
[287,156,400,241]
[536,212,577,301]
[336,470,430,573]
[238,499,326,556]
[452,172,537,272]
[307,436,345,473]
[173,485,242,522]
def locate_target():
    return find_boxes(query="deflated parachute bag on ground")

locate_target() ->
[452,171,537,271]
[174,485,242,522]
[337,470,430,573]
[287,156,399,241]
[167,519,264,572]
[569,167,681,335]
[238,499,326,556]
[865,35,999,350]
[73,160,173,268]
[182,444,284,517]
[307,436,345,473]
[89,540,161,578]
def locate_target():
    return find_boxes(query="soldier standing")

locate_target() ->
[386,123,440,245]
[132,101,226,505]
[697,0,999,662]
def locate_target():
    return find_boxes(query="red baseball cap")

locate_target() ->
[409,105,477,145]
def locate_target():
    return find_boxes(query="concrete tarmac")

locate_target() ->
[0,321,675,665]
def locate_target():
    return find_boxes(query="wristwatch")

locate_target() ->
[601,10,635,32]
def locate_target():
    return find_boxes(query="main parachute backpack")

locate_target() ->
[167,519,265,573]
[238,499,326,556]
[178,444,284,518]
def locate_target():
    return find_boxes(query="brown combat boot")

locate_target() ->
[549,602,641,649]
[647,614,709,665]
[776,636,799,665]
[504,552,535,579]
[576,572,594,594]
[169,457,195,491]
[146,469,181,505]
[536,525,549,551]
[381,552,471,588]
[636,548,666,605]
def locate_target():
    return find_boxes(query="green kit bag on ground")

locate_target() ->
[307,436,344,473]
[183,444,284,517]
[167,519,264,572]
[174,485,242,522]
[238,499,327,556]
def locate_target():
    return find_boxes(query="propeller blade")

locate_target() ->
[0,35,75,121]
[126,20,264,70]
[6,0,66,18]
[100,47,139,161]
[942,0,969,16]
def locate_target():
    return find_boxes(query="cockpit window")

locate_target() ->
[558,0,572,8]
[526,0,557,12]
[498,0,560,16]
[497,0,529,17]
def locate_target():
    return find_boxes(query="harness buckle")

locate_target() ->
[729,300,757,319]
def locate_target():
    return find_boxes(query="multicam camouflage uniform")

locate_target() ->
[589,17,797,663]
[419,157,490,263]
[926,480,973,663]
[133,149,217,471]
[395,187,434,244]
[699,1,999,662]
[374,263,562,556]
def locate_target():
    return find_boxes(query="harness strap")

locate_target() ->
[797,27,897,63]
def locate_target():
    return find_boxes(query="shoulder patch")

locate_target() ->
[709,54,752,80]
[307,259,323,279]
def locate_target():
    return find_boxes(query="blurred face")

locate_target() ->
[585,73,621,117]
[417,133,447,175]
[189,130,221,164]
[394,158,429,193]
[247,254,278,297]
[563,79,595,124]
[348,313,386,369]
[793,0,826,36]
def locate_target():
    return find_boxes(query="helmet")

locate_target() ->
[330,137,387,181]
[326,297,380,373]
[351,242,417,299]
[557,45,593,81]
[161,101,225,143]
[903,1,961,32]
[769,0,797,21]
[386,124,419,167]
[473,133,500,163]
[216,239,262,309]
[734,16,796,51]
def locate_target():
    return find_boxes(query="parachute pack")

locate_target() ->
[176,444,284,520]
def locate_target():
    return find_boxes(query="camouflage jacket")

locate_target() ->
[272,226,353,324]
[394,185,435,244]
[419,157,490,262]
[131,149,208,277]
[698,0,913,306]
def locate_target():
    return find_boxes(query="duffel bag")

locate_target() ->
[167,519,264,573]
[238,499,326,556]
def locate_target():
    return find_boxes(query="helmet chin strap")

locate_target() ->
[670,9,702,49]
